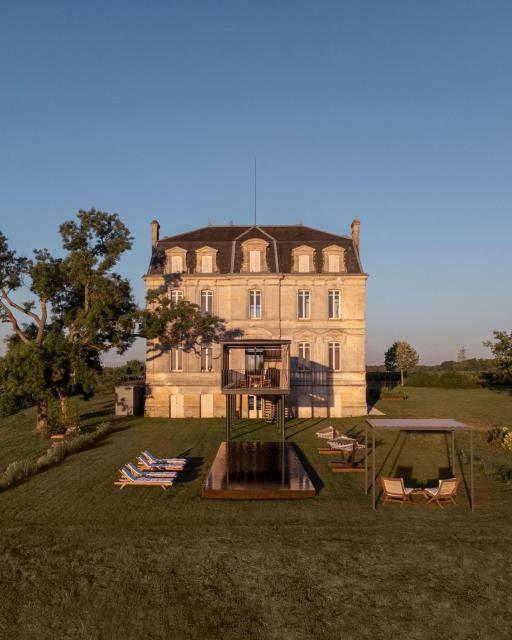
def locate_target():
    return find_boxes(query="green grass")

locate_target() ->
[1,387,512,639]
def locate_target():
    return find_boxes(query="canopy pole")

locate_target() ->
[451,429,456,476]
[365,423,368,494]
[372,426,376,510]
[470,427,474,512]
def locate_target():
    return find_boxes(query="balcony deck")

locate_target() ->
[221,369,290,395]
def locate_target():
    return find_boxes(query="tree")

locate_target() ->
[457,346,467,363]
[0,209,136,434]
[138,290,227,357]
[484,331,512,382]
[384,341,419,385]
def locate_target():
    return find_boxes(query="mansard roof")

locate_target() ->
[147,224,363,275]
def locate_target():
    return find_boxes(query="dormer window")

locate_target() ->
[292,245,315,273]
[195,246,218,274]
[241,238,268,273]
[322,245,346,273]
[165,246,187,274]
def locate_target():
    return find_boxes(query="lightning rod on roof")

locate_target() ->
[254,156,257,226]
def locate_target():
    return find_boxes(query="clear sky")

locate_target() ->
[0,1,510,365]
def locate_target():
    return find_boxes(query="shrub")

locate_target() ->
[0,421,115,491]
[405,371,480,389]
[487,426,512,452]
[379,385,407,398]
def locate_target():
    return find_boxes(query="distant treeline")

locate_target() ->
[367,357,510,390]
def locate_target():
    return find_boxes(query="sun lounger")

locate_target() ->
[141,450,188,465]
[318,436,364,454]
[380,477,414,505]
[114,466,174,490]
[125,462,178,479]
[424,478,459,508]
[136,456,186,472]
[316,426,340,440]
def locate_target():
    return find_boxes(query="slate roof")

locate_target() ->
[147,225,363,275]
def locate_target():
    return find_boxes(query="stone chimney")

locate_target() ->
[351,219,360,253]
[151,219,160,247]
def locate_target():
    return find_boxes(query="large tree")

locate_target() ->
[385,341,419,385]
[484,331,512,382]
[0,210,136,433]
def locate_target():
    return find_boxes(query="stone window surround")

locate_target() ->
[241,238,269,272]
[292,245,315,273]
[322,244,346,273]
[195,245,219,274]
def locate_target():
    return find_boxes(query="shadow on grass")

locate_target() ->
[292,444,324,494]
[285,418,325,439]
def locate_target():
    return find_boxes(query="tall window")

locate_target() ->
[328,290,341,319]
[170,255,183,273]
[328,342,341,371]
[298,342,311,369]
[200,290,213,314]
[201,255,213,273]
[297,290,310,320]
[170,347,183,371]
[249,250,261,272]
[249,290,262,319]
[298,254,310,273]
[170,290,184,305]
[328,254,340,272]
[201,345,213,371]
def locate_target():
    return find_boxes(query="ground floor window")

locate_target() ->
[298,342,311,369]
[201,345,213,371]
[170,347,183,371]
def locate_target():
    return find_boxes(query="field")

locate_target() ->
[1,387,512,640]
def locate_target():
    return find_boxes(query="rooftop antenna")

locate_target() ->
[253,156,257,226]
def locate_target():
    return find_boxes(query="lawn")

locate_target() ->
[1,387,512,640]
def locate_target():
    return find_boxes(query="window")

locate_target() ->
[249,250,261,272]
[201,345,213,371]
[200,290,213,314]
[328,254,340,272]
[298,342,311,369]
[298,254,310,273]
[328,342,341,371]
[249,290,262,319]
[201,255,213,273]
[328,290,341,319]
[170,347,183,371]
[297,290,310,320]
[170,290,183,305]
[170,255,183,273]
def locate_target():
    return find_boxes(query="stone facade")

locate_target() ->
[144,222,368,418]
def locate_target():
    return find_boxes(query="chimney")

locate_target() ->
[151,219,160,247]
[351,219,360,253]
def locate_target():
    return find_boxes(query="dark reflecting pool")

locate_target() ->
[202,441,316,499]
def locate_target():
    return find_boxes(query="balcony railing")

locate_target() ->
[222,369,290,392]
[290,369,332,386]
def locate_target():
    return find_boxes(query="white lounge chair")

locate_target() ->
[125,462,178,479]
[137,456,186,472]
[316,426,340,440]
[114,467,174,490]
[141,450,188,465]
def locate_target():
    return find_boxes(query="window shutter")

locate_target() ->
[298,254,309,272]
[328,254,340,272]
[249,250,261,272]
[201,255,213,273]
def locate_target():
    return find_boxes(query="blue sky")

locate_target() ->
[0,1,510,365]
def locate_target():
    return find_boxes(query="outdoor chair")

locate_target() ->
[140,450,188,465]
[380,477,415,505]
[137,456,186,472]
[125,462,178,479]
[114,467,174,490]
[316,426,340,440]
[424,477,459,508]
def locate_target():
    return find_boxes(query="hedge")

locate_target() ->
[405,371,480,389]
